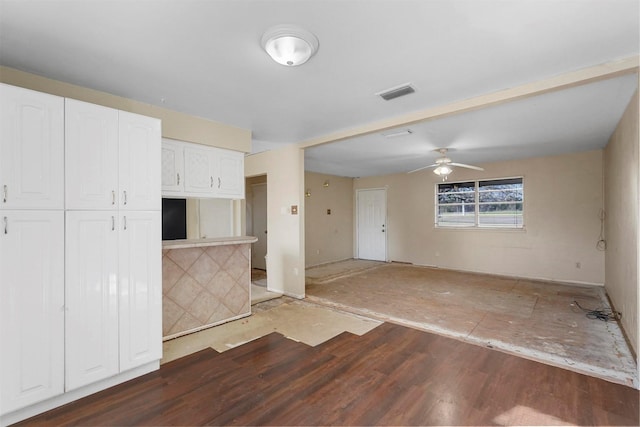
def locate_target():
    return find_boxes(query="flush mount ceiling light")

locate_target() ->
[261,25,319,66]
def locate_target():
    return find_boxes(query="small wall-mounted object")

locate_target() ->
[305,189,311,197]
[291,205,298,215]
[327,209,331,215]
[323,180,330,188]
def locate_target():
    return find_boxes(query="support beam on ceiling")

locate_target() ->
[298,55,639,149]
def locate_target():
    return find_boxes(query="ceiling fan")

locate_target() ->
[408,148,484,180]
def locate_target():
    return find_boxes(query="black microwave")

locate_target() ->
[162,198,187,240]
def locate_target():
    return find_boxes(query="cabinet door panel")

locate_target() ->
[65,99,118,210]
[216,148,245,198]
[119,211,162,371]
[183,144,213,194]
[119,112,161,211]
[0,84,64,210]
[161,139,184,194]
[65,211,119,391]
[0,211,64,414]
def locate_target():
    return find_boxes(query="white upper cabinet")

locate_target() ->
[0,210,65,414]
[119,111,161,211]
[161,138,184,193]
[0,83,64,210]
[65,211,119,391]
[119,211,162,371]
[162,139,245,199]
[66,100,161,210]
[184,143,215,194]
[215,148,245,198]
[65,99,119,210]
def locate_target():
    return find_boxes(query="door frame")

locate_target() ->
[355,187,388,261]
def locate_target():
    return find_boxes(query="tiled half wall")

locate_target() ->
[162,244,251,338]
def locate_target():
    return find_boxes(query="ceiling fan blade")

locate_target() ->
[450,162,484,171]
[407,164,438,174]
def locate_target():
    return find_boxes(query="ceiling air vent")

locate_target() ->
[376,83,416,101]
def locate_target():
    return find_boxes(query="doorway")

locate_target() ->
[356,188,387,261]
[251,182,267,270]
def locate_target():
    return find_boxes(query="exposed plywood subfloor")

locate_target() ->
[305,261,638,388]
[162,297,381,364]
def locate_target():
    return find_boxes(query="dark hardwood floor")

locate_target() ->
[17,322,639,426]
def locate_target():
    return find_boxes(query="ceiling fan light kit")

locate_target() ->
[261,24,319,66]
[408,148,484,179]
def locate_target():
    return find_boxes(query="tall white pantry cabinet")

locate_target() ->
[0,83,162,423]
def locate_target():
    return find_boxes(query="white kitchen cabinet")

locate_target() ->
[184,143,216,194]
[65,210,162,391]
[65,211,119,391]
[0,83,64,210]
[215,148,245,198]
[65,99,119,210]
[162,139,245,199]
[66,100,161,211]
[119,211,162,371]
[0,210,64,414]
[0,85,162,424]
[119,111,161,211]
[161,138,184,193]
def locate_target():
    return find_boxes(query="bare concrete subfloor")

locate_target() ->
[305,260,638,388]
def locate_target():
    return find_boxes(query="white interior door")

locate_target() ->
[357,188,387,261]
[251,183,267,270]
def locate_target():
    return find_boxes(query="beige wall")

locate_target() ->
[304,172,354,267]
[245,145,306,298]
[355,150,605,284]
[604,90,639,357]
[0,66,251,152]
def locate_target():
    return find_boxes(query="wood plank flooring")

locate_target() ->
[17,322,639,426]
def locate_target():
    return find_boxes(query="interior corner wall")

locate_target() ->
[245,145,305,298]
[0,66,251,152]
[604,89,639,358]
[304,172,354,267]
[354,149,605,285]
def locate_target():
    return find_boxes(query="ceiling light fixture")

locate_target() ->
[382,129,413,138]
[433,165,453,180]
[261,25,319,67]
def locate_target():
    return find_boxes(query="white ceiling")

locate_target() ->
[1,0,638,177]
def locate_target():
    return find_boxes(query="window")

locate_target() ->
[436,177,523,228]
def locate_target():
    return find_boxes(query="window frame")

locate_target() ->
[434,176,524,229]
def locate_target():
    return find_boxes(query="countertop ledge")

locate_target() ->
[162,236,258,249]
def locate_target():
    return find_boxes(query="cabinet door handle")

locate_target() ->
[2,185,6,203]
[112,190,116,205]
[111,216,115,231]
[218,177,221,189]
[123,215,127,230]
[123,190,127,205]
[3,216,7,234]
[210,176,213,188]
[177,173,180,185]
